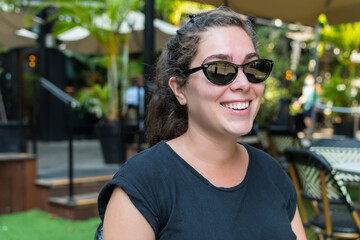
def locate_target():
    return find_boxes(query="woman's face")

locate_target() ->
[180,26,265,139]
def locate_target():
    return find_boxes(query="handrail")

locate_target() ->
[316,102,360,137]
[38,77,80,108]
[316,103,360,114]
[34,77,77,204]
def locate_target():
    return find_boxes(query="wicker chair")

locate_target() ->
[267,125,302,170]
[285,147,360,240]
[310,139,360,185]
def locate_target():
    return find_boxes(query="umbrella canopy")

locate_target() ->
[57,11,178,55]
[0,11,41,49]
[0,29,37,49]
[0,11,28,33]
[192,0,360,26]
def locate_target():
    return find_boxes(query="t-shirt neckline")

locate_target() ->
[161,140,252,192]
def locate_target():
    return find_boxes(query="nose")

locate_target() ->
[229,69,251,92]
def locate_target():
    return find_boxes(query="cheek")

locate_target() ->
[252,84,265,112]
[255,83,265,97]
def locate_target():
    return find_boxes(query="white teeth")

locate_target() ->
[223,102,249,110]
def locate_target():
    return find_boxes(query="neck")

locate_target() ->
[167,130,248,188]
[170,129,241,166]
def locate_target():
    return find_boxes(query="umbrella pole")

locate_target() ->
[311,23,320,137]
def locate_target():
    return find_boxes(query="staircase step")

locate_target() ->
[47,192,99,220]
[36,175,112,197]
[49,192,98,207]
[36,174,112,219]
[36,174,113,187]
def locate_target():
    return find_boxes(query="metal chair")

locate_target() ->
[285,147,360,240]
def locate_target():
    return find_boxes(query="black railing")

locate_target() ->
[33,77,80,204]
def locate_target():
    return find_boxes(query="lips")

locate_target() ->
[221,101,250,110]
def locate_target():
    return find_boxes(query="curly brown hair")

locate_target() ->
[146,7,257,147]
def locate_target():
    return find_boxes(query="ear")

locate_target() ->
[169,77,187,105]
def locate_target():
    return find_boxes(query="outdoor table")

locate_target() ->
[310,142,360,184]
[332,162,360,176]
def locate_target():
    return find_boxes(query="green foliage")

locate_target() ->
[321,65,351,107]
[318,19,360,120]
[73,55,143,118]
[155,0,181,22]
[155,0,214,25]
[75,83,109,119]
[320,22,360,65]
[255,26,294,126]
[255,76,290,126]
[0,209,100,240]
[256,26,291,81]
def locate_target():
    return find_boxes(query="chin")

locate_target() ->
[231,124,253,137]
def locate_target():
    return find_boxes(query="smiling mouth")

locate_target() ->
[222,101,250,110]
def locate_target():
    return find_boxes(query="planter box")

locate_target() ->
[0,121,27,153]
[96,123,126,164]
[0,153,37,214]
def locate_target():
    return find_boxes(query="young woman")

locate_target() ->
[97,7,306,240]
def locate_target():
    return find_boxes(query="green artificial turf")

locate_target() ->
[0,209,101,240]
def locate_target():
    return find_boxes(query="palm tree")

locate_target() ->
[34,0,140,122]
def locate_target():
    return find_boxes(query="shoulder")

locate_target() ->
[98,141,173,220]
[117,141,173,178]
[244,144,280,169]
[244,143,297,198]
[244,144,294,189]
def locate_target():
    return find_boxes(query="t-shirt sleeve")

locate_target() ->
[97,169,161,235]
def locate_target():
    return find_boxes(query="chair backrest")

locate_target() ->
[268,125,302,160]
[312,138,360,148]
[285,147,360,236]
[285,147,350,204]
[255,126,270,152]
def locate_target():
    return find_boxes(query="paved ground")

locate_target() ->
[33,139,122,179]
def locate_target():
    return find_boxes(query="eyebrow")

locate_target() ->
[202,52,259,63]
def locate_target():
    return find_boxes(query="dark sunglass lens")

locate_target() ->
[206,62,236,85]
[244,61,271,83]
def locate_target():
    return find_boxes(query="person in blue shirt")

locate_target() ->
[123,75,145,131]
[98,7,306,240]
[293,73,321,138]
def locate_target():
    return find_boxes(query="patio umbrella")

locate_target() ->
[0,11,42,33]
[0,29,37,49]
[191,0,360,26]
[57,11,178,55]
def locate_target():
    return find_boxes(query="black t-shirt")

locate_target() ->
[98,141,297,239]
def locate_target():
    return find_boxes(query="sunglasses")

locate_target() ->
[183,59,274,85]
